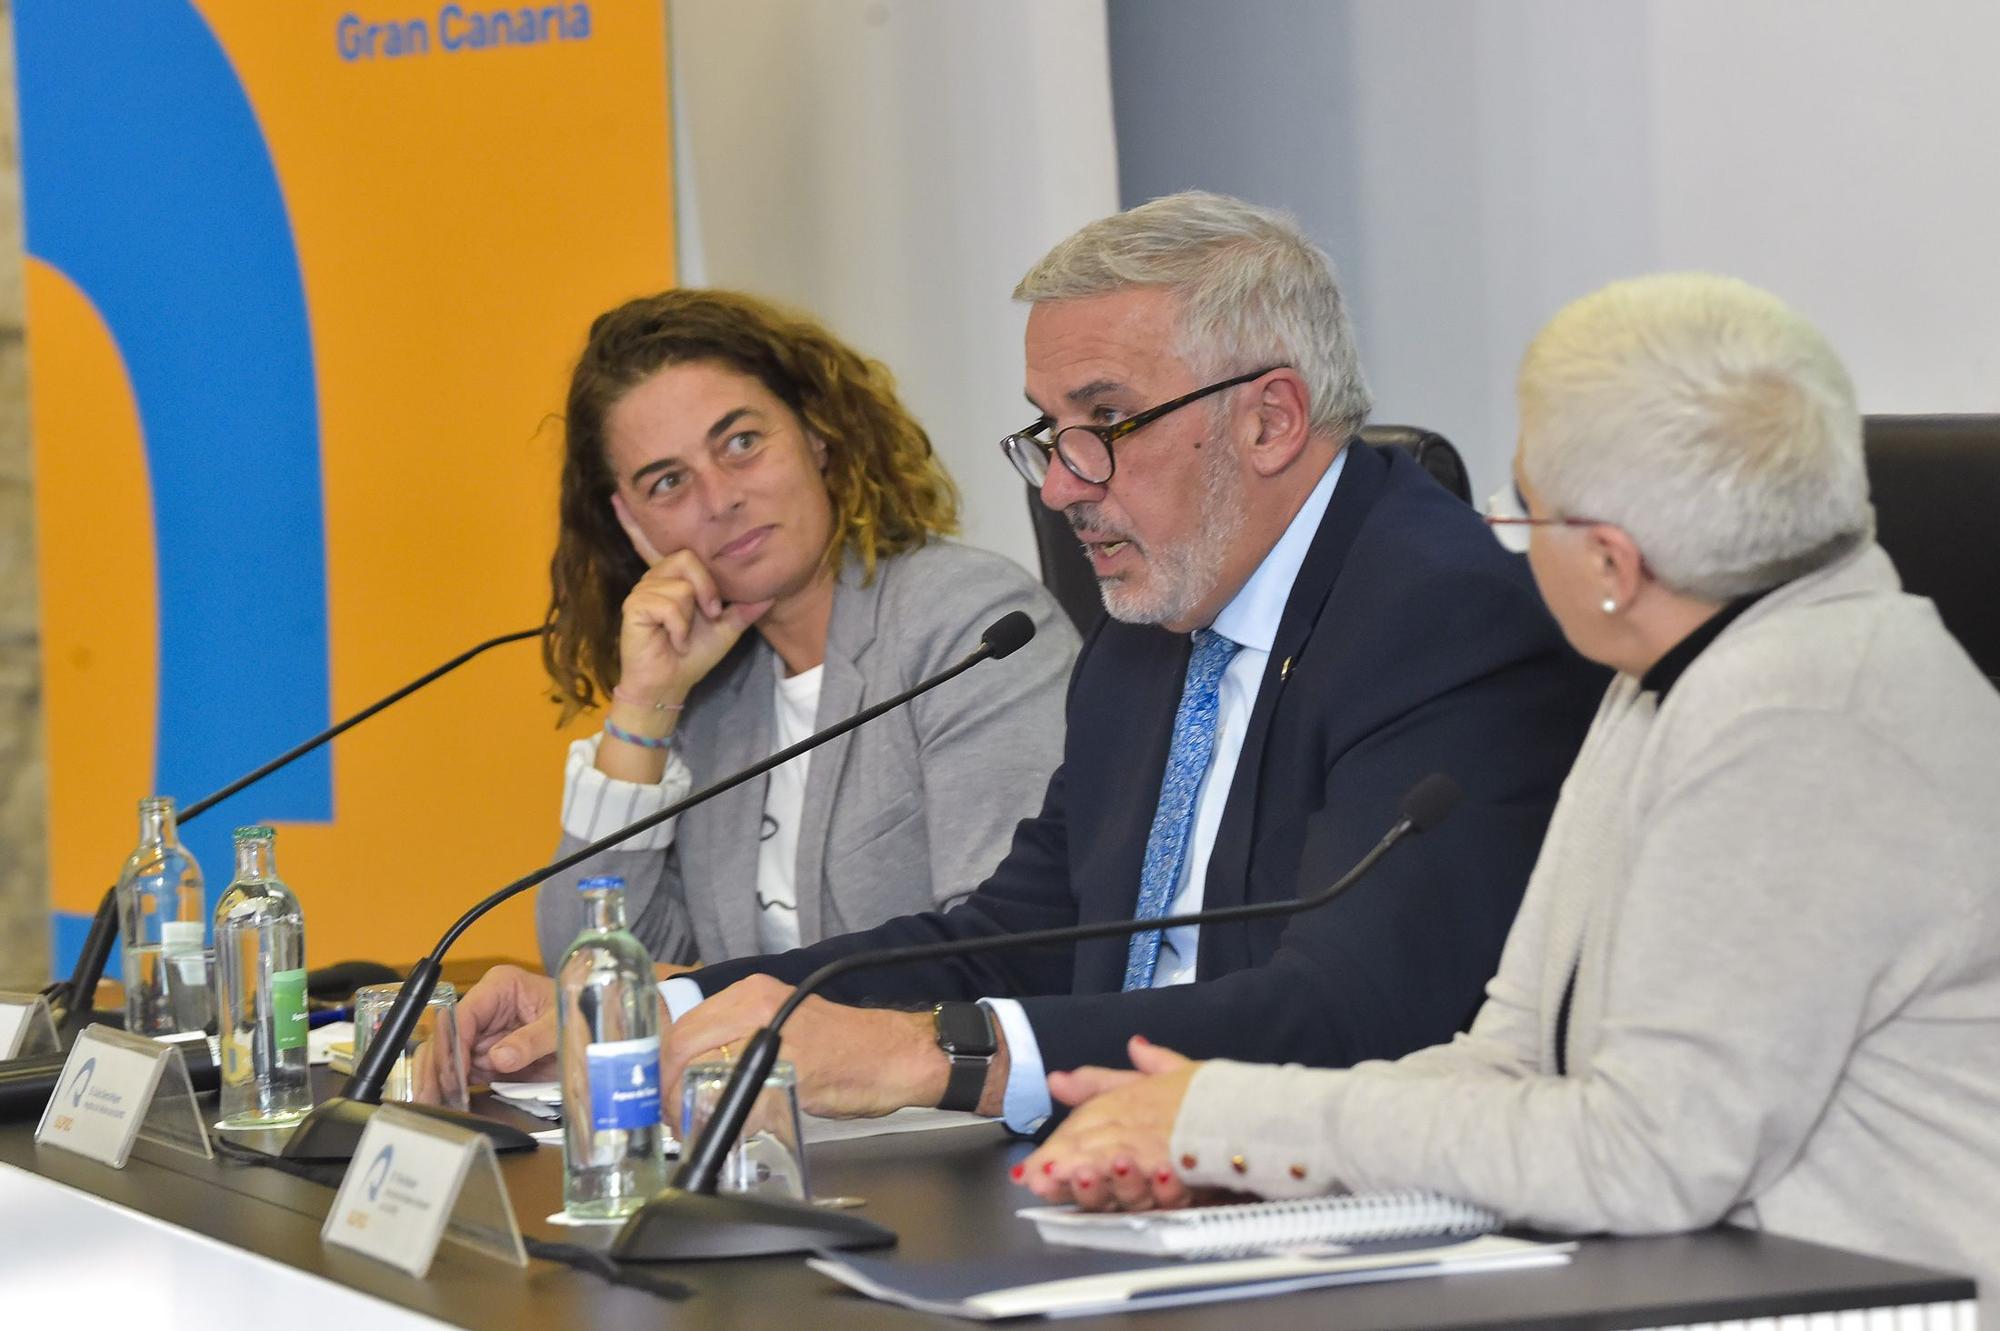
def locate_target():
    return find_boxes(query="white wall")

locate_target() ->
[1111,0,2000,497]
[669,0,1121,571]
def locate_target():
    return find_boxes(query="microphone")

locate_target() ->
[43,627,544,1042]
[610,774,1462,1261]
[979,609,1037,660]
[279,611,1041,1162]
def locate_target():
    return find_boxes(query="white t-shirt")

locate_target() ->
[755,661,823,954]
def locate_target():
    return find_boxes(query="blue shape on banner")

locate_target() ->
[15,1,332,971]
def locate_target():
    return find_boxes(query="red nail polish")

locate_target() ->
[1042,1160,1057,1175]
[1077,1176,1093,1189]
[1112,1161,1131,1177]
[1155,1168,1173,1184]
[1010,1164,1025,1182]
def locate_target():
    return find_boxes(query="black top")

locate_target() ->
[1638,587,1776,698]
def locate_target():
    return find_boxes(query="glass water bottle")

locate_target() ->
[114,797,205,1036]
[559,875,667,1218]
[213,825,311,1130]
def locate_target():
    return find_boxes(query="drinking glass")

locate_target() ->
[680,1058,809,1200]
[352,980,470,1112]
[161,946,216,1035]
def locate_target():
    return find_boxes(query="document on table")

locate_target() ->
[308,1021,353,1068]
[488,1081,562,1120]
[801,1106,990,1143]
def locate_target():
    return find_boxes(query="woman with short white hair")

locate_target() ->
[1016,273,2000,1306]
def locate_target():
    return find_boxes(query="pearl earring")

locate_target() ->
[1601,598,1618,615]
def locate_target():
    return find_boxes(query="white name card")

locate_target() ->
[35,1026,176,1168]
[0,1004,30,1058]
[0,991,58,1059]
[322,1106,485,1278]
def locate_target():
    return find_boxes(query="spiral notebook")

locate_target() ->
[1020,1190,1503,1258]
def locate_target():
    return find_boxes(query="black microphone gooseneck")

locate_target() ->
[609,773,1463,1261]
[46,627,544,1040]
[182,627,549,824]
[279,611,1040,1162]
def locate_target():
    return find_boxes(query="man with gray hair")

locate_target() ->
[468,193,1603,1132]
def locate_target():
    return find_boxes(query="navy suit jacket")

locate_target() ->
[693,443,1605,1079]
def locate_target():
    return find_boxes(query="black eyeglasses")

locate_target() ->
[999,366,1286,487]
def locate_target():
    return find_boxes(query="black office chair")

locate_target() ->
[1357,423,1472,505]
[1862,414,2000,683]
[1024,424,1473,636]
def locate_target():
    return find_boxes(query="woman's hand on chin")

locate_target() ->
[610,492,774,708]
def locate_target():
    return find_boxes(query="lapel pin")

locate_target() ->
[1279,656,1294,682]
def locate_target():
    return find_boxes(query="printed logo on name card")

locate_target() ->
[365,1145,394,1202]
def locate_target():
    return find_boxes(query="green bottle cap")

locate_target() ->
[232,825,276,841]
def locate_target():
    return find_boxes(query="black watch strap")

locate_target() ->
[933,1002,997,1113]
[940,1053,987,1113]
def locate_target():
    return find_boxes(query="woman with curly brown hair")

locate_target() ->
[531,289,1078,974]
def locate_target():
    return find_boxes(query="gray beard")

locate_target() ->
[1096,444,1247,626]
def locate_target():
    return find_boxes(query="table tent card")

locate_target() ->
[322,1103,527,1278]
[0,991,60,1059]
[34,1024,212,1167]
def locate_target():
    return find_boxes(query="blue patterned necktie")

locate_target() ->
[1123,628,1241,991]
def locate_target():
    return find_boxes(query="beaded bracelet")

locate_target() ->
[603,718,675,751]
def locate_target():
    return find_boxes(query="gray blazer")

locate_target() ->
[535,540,1079,971]
[1171,543,2000,1316]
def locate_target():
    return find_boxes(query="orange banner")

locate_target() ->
[21,2,674,971]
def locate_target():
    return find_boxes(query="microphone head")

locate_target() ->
[981,611,1037,660]
[1400,773,1461,833]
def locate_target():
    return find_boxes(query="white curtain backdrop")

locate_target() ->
[1110,0,2000,497]
[669,0,1121,571]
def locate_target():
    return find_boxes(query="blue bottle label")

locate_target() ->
[586,1036,661,1132]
